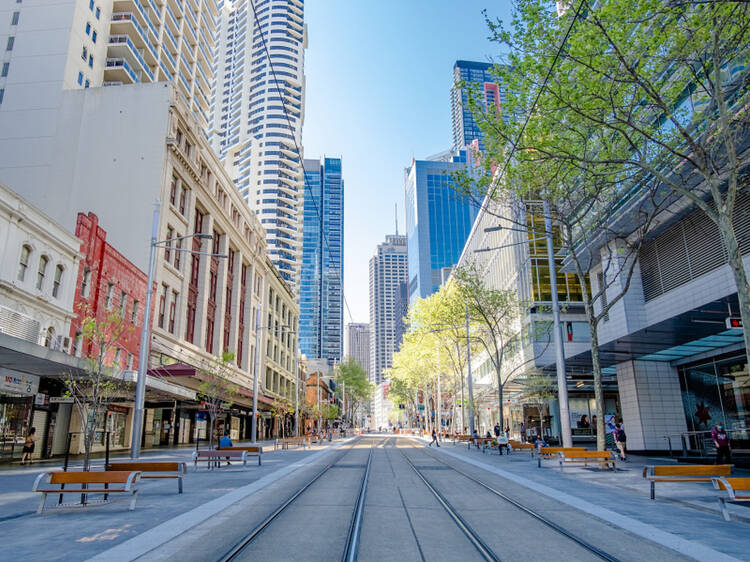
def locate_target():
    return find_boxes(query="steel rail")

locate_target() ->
[342,446,373,562]
[399,448,501,562]
[218,437,377,562]
[413,443,621,562]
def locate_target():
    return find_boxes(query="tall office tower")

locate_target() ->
[369,234,408,386]
[405,149,479,306]
[299,157,343,369]
[0,0,216,134]
[346,323,370,377]
[211,0,307,291]
[450,60,505,153]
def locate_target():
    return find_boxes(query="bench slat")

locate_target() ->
[650,464,732,477]
[107,462,185,473]
[50,471,135,485]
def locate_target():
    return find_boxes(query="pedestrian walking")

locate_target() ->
[20,427,36,465]
[429,429,440,447]
[712,423,731,464]
[614,423,627,461]
[520,421,526,443]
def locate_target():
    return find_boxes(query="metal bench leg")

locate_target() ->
[37,492,47,515]
[537,456,542,468]
[178,476,183,494]
[258,456,261,466]
[650,481,655,500]
[129,490,138,511]
[718,498,731,521]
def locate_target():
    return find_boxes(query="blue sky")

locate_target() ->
[303,1,512,323]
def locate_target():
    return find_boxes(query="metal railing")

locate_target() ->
[663,428,749,457]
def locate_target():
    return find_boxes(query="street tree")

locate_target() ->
[197,350,238,449]
[270,397,293,438]
[335,356,374,425]
[64,306,131,470]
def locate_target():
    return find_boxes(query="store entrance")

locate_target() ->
[0,397,32,459]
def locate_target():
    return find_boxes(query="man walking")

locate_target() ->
[614,423,627,461]
[493,423,501,439]
[712,423,731,464]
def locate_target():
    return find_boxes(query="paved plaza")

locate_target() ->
[0,435,748,561]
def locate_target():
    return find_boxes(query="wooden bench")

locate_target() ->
[106,461,187,494]
[32,471,140,514]
[536,447,588,468]
[509,440,535,454]
[712,477,750,521]
[274,436,307,451]
[192,449,248,470]
[217,446,262,465]
[470,437,495,452]
[558,450,616,471]
[643,464,732,500]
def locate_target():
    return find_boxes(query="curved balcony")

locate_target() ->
[104,58,139,83]
[107,35,155,80]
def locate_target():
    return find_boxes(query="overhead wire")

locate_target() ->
[248,0,355,326]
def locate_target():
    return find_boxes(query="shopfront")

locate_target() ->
[0,372,39,460]
[679,351,750,447]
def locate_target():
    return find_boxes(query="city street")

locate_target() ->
[1,435,748,561]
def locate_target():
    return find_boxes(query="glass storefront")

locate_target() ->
[679,352,750,447]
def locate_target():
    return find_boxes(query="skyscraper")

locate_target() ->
[450,60,505,152]
[211,0,307,291]
[0,0,216,133]
[346,323,370,377]
[300,157,344,369]
[405,150,479,306]
[369,234,408,386]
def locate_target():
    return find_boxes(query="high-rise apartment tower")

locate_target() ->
[368,234,408,386]
[211,0,307,291]
[346,323,370,378]
[450,60,505,153]
[0,0,216,134]
[299,157,344,369]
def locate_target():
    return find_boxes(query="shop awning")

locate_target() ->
[117,370,196,401]
[0,333,88,378]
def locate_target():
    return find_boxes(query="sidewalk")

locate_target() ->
[0,438,350,561]
[420,435,750,561]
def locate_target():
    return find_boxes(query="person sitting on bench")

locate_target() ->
[219,431,233,465]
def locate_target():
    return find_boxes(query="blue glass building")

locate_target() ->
[405,150,479,306]
[301,157,344,368]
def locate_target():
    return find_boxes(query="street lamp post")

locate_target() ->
[251,308,262,443]
[130,206,219,459]
[436,344,441,439]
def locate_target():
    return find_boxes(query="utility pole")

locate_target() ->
[544,201,573,448]
[251,308,262,443]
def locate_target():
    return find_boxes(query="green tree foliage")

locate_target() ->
[64,306,131,470]
[335,356,374,426]
[197,350,238,448]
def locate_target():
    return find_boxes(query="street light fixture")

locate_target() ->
[131,204,227,459]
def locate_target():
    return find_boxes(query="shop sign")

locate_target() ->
[0,373,40,395]
[108,404,129,414]
[35,393,47,406]
[50,397,74,404]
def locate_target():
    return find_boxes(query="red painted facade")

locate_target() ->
[70,212,149,369]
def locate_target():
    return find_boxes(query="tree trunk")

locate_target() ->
[496,365,504,432]
[718,214,750,359]
[588,320,607,451]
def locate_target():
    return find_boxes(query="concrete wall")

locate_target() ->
[616,359,687,450]
[0,82,171,272]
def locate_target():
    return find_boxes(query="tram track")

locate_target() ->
[403,441,621,562]
[218,437,378,562]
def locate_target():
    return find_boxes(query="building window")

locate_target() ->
[174,236,182,270]
[131,300,139,324]
[77,72,83,85]
[44,326,55,348]
[113,347,121,367]
[72,332,82,357]
[127,353,134,369]
[1,63,9,77]
[81,46,87,61]
[92,30,97,43]
[105,282,114,308]
[52,265,64,298]
[89,0,94,10]
[88,55,93,68]
[84,79,89,88]
[0,89,4,104]
[17,244,31,281]
[179,187,187,215]
[119,290,127,317]
[36,256,49,290]
[169,290,178,333]
[158,285,167,328]
[85,22,91,35]
[7,36,15,51]
[81,267,91,297]
[205,317,214,351]
[165,226,174,261]
[170,174,178,205]
[11,12,19,25]
[95,7,100,19]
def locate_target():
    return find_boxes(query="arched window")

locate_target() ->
[36,255,49,290]
[17,244,31,281]
[52,264,64,298]
[44,326,55,348]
